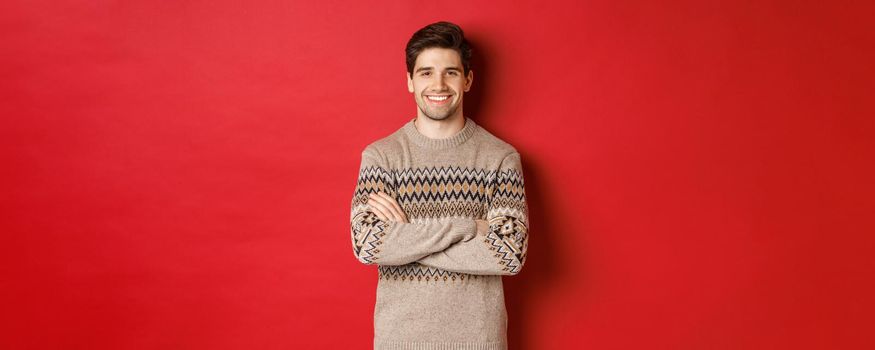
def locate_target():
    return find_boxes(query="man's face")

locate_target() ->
[407,47,473,121]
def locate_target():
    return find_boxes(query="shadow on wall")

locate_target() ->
[461,34,489,122]
[465,34,595,350]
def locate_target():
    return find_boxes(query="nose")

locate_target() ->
[434,73,446,89]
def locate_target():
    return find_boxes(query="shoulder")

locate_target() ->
[360,127,406,164]
[474,123,520,160]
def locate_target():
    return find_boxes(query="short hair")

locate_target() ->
[405,21,472,76]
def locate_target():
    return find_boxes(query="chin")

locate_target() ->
[421,112,448,121]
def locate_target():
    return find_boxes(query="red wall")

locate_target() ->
[2,1,873,349]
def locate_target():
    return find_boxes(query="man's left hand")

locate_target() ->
[367,191,409,223]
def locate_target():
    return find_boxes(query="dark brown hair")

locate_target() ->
[405,21,472,76]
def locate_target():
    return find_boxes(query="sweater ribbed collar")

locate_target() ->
[403,116,477,150]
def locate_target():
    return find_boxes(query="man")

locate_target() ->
[350,21,529,350]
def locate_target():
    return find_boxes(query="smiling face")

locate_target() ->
[407,47,474,121]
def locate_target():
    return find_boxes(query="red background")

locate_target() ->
[2,1,873,349]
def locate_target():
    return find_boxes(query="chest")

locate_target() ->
[390,166,498,220]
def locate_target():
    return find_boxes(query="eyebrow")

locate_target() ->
[415,66,463,73]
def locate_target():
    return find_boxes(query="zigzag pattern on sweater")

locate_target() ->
[351,210,392,265]
[394,166,496,204]
[378,263,485,282]
[350,165,396,265]
[352,164,528,276]
[484,214,528,274]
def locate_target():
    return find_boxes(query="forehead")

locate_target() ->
[414,47,462,69]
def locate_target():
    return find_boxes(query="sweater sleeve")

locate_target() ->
[350,147,479,266]
[415,152,530,276]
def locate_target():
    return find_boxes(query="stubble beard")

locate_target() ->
[418,95,460,121]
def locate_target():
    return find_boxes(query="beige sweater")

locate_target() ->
[350,116,529,350]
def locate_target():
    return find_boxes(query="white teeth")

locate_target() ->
[427,95,449,101]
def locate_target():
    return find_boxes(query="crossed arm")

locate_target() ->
[350,148,529,275]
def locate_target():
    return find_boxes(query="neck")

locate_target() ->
[404,114,477,150]
[413,113,466,139]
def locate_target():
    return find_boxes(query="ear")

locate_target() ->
[407,72,414,93]
[464,70,474,92]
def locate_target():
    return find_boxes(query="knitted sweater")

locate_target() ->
[350,116,529,350]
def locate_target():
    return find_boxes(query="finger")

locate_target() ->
[375,192,406,222]
[367,193,390,211]
[366,193,388,219]
[475,219,489,236]
[368,202,388,221]
[389,197,408,222]
[371,192,403,222]
[367,195,395,221]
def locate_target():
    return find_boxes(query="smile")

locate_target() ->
[425,95,451,105]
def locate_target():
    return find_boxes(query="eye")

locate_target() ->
[448,71,458,76]
[421,71,431,76]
